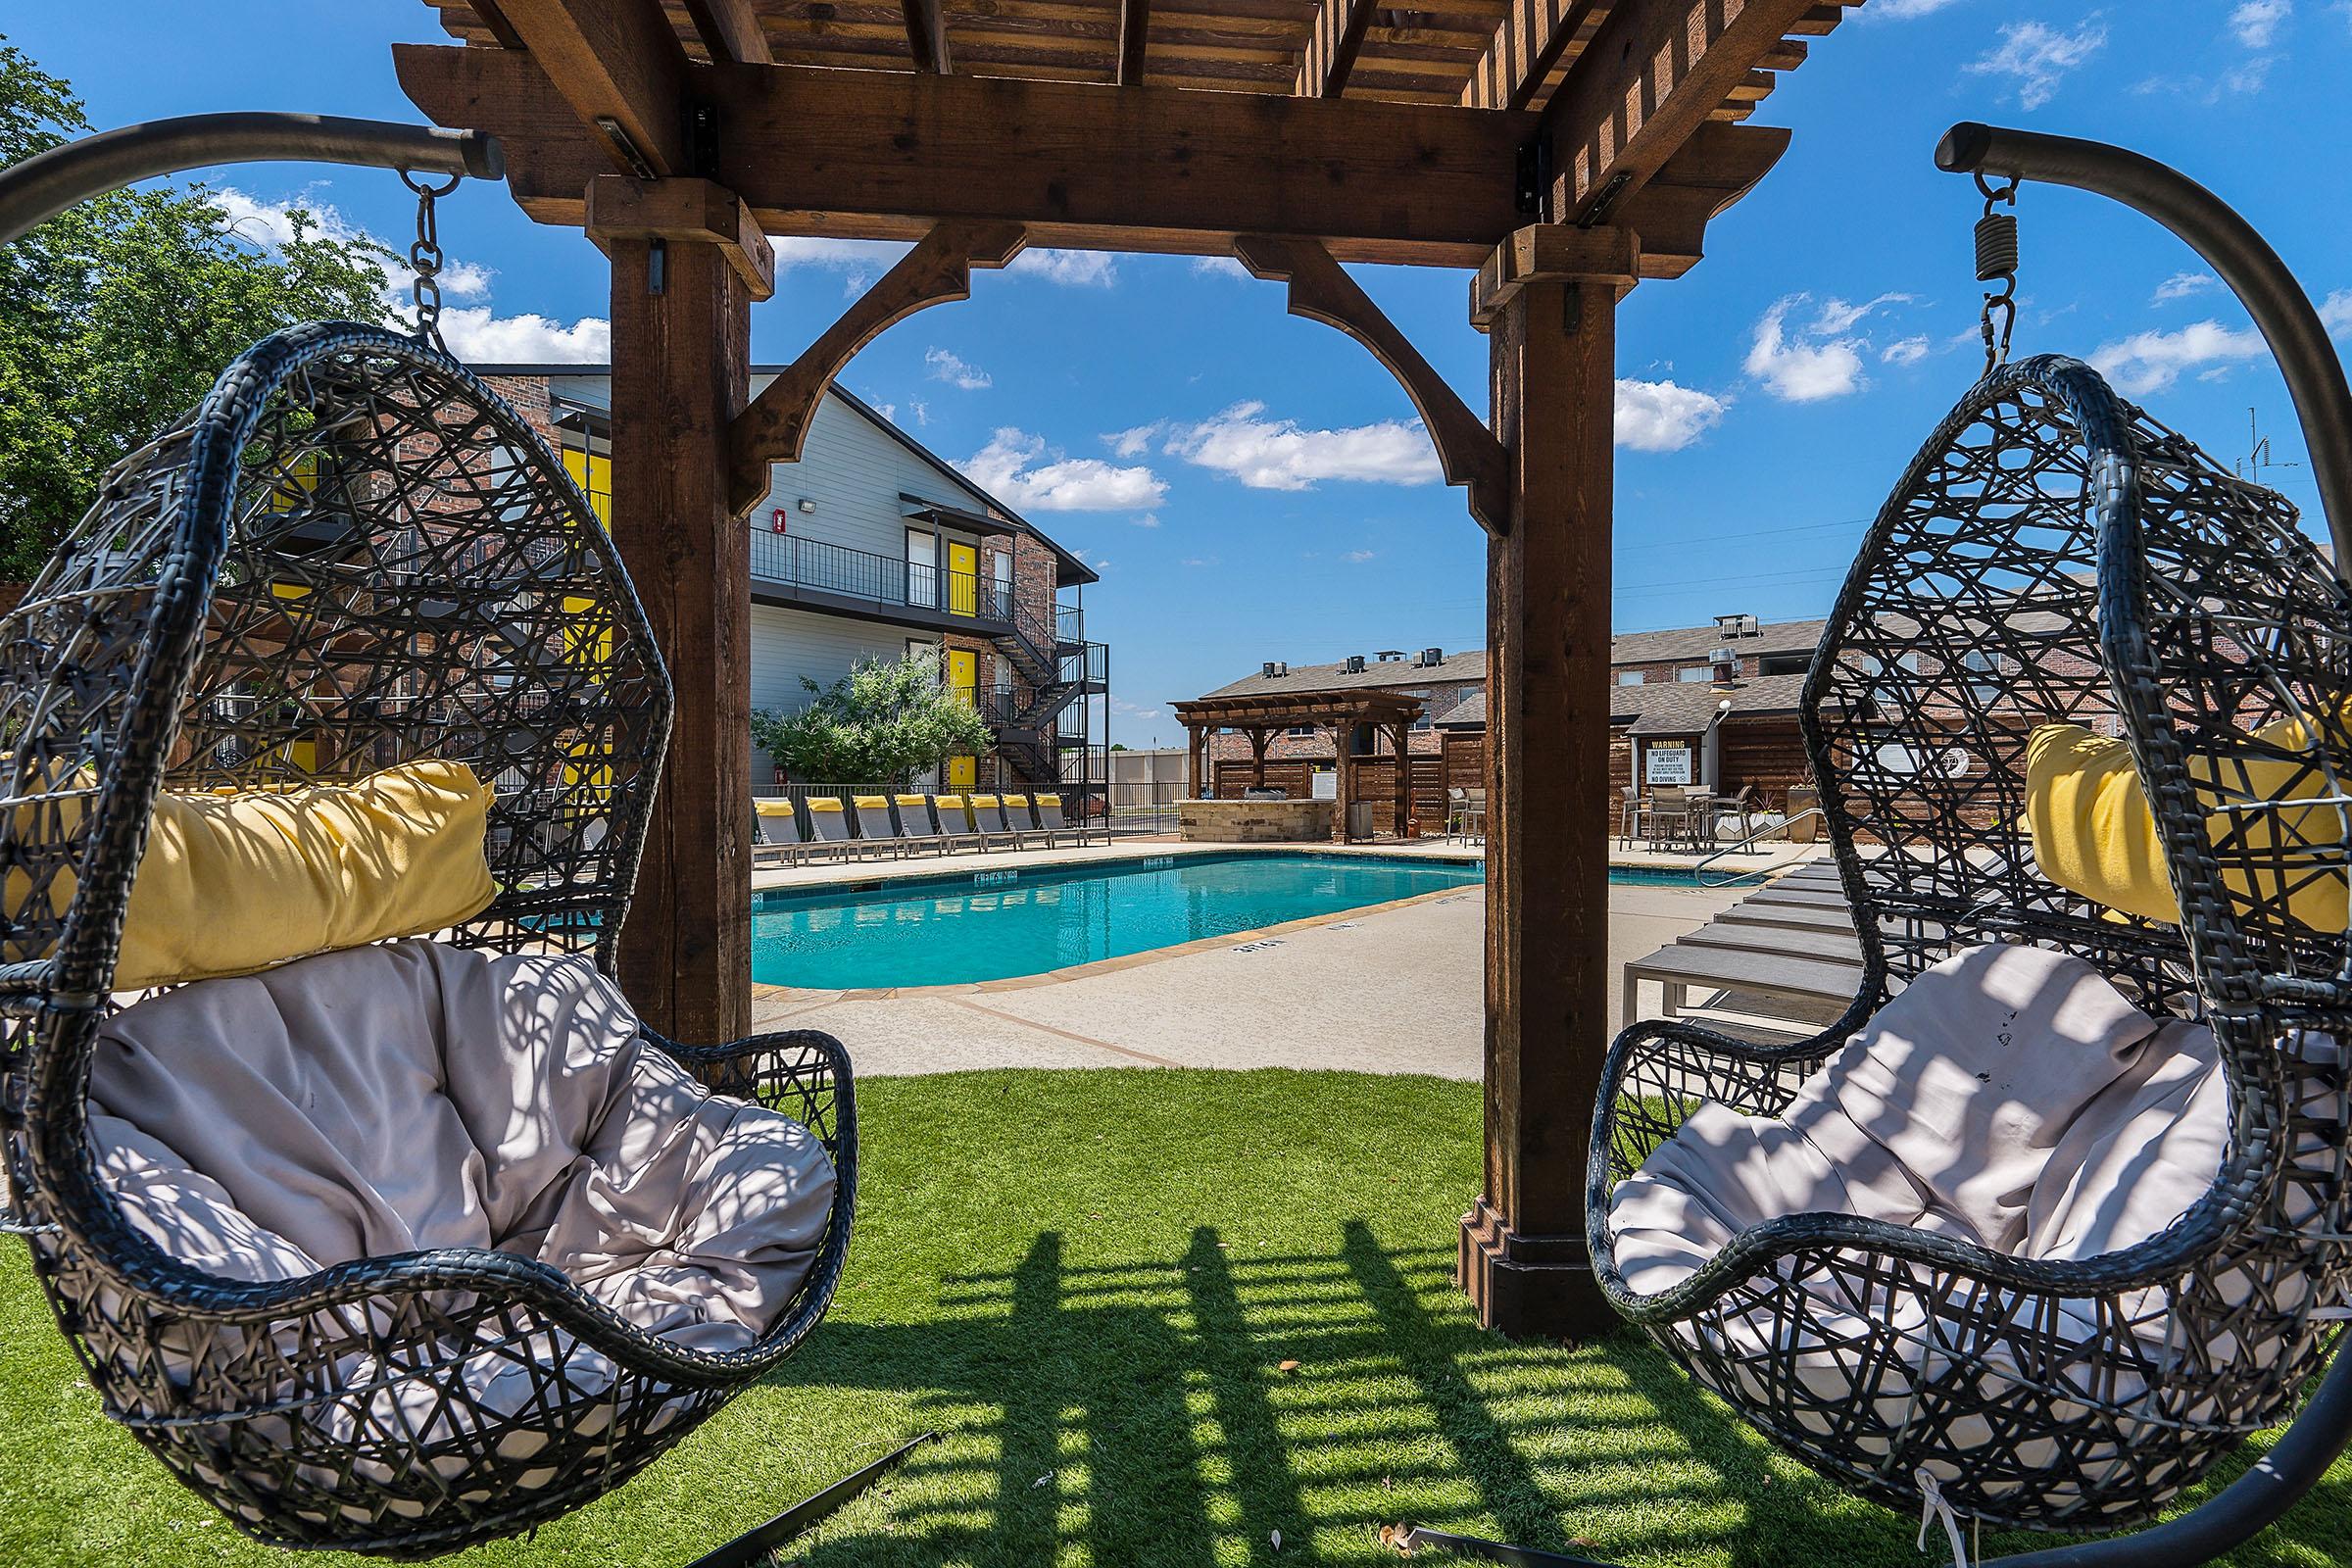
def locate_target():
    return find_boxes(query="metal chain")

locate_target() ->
[401,169,463,355]
[1973,172,2020,379]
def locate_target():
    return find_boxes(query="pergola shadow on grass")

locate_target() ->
[5,1069,2348,1567]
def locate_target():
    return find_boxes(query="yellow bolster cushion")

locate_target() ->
[807,797,845,812]
[116,760,494,990]
[971,795,1001,808]
[754,799,795,817]
[1003,794,1031,807]
[2026,719,2346,931]
[1038,794,1062,807]
[854,795,890,809]
[894,795,930,808]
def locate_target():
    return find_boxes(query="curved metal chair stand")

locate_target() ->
[1587,355,2352,1560]
[0,324,858,1556]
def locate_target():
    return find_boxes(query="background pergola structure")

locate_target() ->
[1171,689,1425,837]
[399,0,1863,1339]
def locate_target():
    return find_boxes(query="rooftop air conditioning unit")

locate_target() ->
[1418,647,1443,666]
[1275,662,1289,676]
[1261,662,1279,679]
[1710,647,1740,685]
[1344,655,1366,673]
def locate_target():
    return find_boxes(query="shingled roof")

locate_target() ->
[1614,671,1817,734]
[1203,649,1488,700]
[1609,617,1826,666]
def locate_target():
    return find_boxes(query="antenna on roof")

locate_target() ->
[2237,406,2300,486]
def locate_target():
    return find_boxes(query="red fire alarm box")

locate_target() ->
[770,509,789,534]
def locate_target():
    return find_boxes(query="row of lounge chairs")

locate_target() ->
[754,790,1101,865]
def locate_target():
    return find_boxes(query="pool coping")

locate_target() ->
[749,837,1486,897]
[750,876,1488,1003]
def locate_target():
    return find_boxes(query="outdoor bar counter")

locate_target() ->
[1177,797,1337,843]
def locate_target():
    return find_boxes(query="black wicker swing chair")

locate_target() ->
[0,322,858,1557]
[1588,352,2352,1549]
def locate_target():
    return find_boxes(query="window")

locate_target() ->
[1960,649,2002,706]
[554,406,612,526]
[1676,666,1713,683]
[1287,725,1315,738]
[1617,670,1645,686]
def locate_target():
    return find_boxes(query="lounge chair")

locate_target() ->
[967,792,1040,849]
[892,793,951,857]
[999,793,1060,849]
[753,798,810,865]
[801,794,859,858]
[928,793,992,853]
[851,794,924,858]
[1032,791,1088,847]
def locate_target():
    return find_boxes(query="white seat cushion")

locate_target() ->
[88,939,835,1350]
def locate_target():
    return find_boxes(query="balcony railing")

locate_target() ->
[749,529,1011,621]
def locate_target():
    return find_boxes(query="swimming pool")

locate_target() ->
[751,851,1486,989]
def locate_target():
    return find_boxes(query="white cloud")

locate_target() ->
[1181,556,1216,567]
[925,347,992,390]
[1613,378,1728,452]
[2231,0,2290,46]
[2322,289,2352,336]
[2089,318,2267,395]
[1103,422,1163,458]
[1192,256,1253,280]
[1132,514,1162,528]
[1812,293,1913,335]
[213,188,607,362]
[1744,297,1868,402]
[434,309,611,363]
[1005,249,1117,287]
[1343,549,1377,563]
[772,236,910,272]
[1966,19,2108,110]
[1881,335,1932,367]
[1162,402,1441,490]
[2154,270,2218,303]
[908,398,931,427]
[958,428,1167,512]
[1869,0,1967,15]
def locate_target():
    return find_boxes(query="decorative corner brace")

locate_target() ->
[1234,233,1511,538]
[725,220,1028,515]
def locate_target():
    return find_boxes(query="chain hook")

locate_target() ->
[1972,172,2020,380]
[400,169,463,355]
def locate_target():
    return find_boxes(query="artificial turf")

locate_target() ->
[3,1067,2347,1567]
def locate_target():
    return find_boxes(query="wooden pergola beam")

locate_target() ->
[1540,0,1826,223]
[584,175,776,297]
[1294,0,1379,98]
[1115,0,1152,85]
[1459,0,1604,113]
[901,0,954,74]
[494,0,691,175]
[679,0,772,64]
[394,44,1540,268]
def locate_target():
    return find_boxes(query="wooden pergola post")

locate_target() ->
[600,207,759,1045]
[1461,226,1641,1339]
[1249,727,1271,788]
[1392,720,1412,835]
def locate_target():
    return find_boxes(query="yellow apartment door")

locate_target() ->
[947,647,978,789]
[948,540,977,616]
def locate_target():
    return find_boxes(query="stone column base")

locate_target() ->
[1458,1197,1615,1341]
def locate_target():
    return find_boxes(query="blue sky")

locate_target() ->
[13,2,2352,747]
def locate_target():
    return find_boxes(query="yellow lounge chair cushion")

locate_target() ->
[2026,718,2346,930]
[893,794,929,808]
[853,795,890,809]
[113,760,495,990]
[806,797,845,812]
[754,799,795,817]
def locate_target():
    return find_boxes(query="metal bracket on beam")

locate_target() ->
[594,116,659,179]
[1470,224,1642,329]
[1514,140,1551,221]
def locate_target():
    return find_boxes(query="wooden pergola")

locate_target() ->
[1171,689,1425,836]
[398,0,1862,1339]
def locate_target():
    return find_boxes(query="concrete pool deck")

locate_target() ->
[748,843,1823,1077]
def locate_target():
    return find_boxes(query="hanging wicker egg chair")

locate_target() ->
[1588,355,2352,1536]
[0,323,857,1557]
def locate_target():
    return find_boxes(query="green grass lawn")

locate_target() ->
[4,1067,2348,1567]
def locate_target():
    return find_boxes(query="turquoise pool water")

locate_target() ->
[751,852,1487,989]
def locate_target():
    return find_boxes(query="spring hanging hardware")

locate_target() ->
[1974,172,2019,379]
[401,168,463,355]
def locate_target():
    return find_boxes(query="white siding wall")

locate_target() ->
[542,374,997,785]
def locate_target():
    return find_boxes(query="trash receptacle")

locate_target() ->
[1786,784,1820,843]
[1347,801,1375,841]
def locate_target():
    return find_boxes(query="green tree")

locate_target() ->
[751,648,994,787]
[0,39,396,578]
